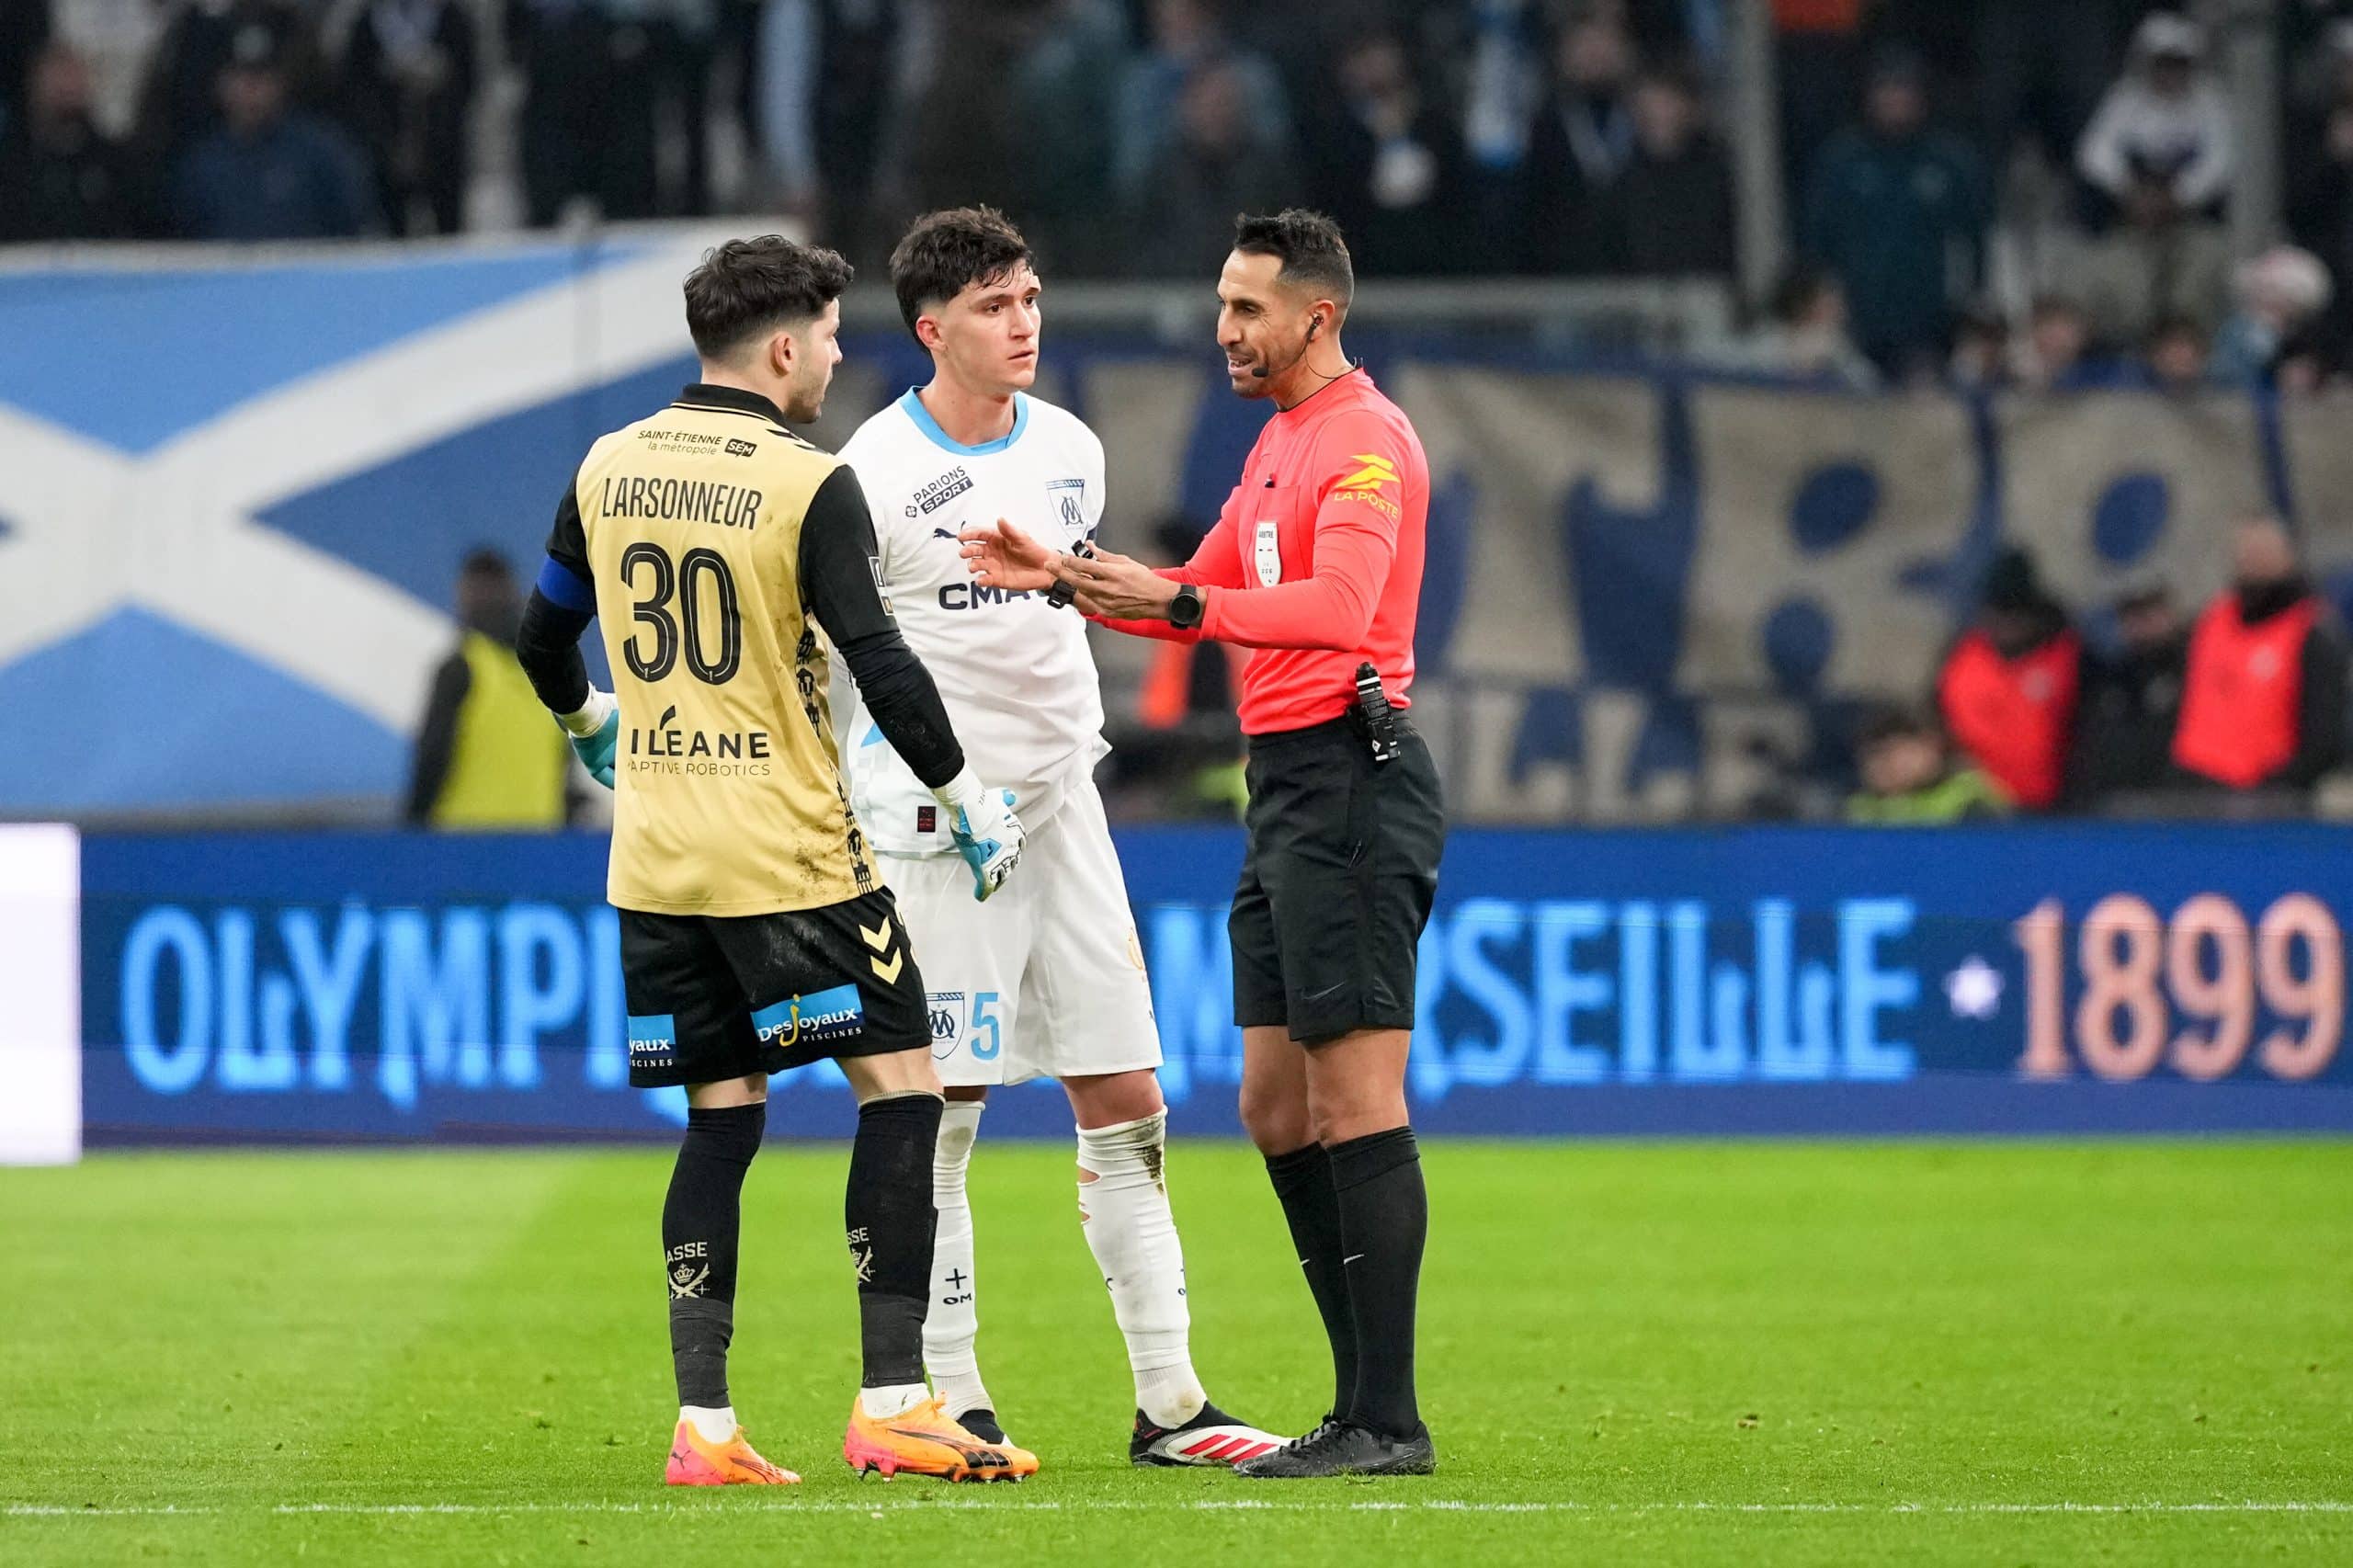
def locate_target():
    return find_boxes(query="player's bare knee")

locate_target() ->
[842,1049,943,1105]
[686,1074,767,1110]
[1064,1068,1164,1130]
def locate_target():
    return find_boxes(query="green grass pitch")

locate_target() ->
[3,1140,2348,1565]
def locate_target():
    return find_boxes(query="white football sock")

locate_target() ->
[679,1403,736,1443]
[1076,1111,1204,1429]
[858,1382,928,1420]
[925,1099,993,1416]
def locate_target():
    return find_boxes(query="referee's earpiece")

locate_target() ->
[1307,314,1323,343]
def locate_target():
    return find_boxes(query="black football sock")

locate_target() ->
[1328,1126,1427,1439]
[662,1101,765,1409]
[846,1092,943,1389]
[1264,1142,1358,1422]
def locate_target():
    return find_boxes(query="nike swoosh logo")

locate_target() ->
[1300,983,1349,1002]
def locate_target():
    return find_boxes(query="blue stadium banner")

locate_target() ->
[78,826,2353,1142]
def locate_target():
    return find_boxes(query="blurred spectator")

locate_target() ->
[2014,294,2131,391]
[1735,266,1878,388]
[51,0,170,140]
[172,17,377,240]
[1306,32,1459,278]
[406,550,573,830]
[1009,0,1127,275]
[2073,13,2232,335]
[644,0,721,218]
[1773,0,1868,203]
[1948,304,2010,392]
[1802,48,1987,379]
[1966,0,2126,174]
[2143,312,2210,392]
[1521,14,1634,275]
[2288,85,2353,339]
[2068,580,2188,806]
[756,0,906,258]
[895,2,1033,221]
[1620,68,1733,278]
[1115,0,1290,210]
[0,45,137,242]
[1455,0,1547,267]
[1126,56,1294,277]
[140,1,326,175]
[2211,245,2336,386]
[1936,546,2084,812]
[1846,706,2005,824]
[0,4,50,140]
[340,0,478,235]
[2172,516,2350,796]
[514,0,648,226]
[2077,14,2232,227]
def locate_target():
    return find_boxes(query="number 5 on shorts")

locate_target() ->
[969,992,1003,1062]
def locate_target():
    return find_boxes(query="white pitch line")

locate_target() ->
[6,1500,2351,1520]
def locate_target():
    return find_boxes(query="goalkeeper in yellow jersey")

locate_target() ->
[514,235,1031,1485]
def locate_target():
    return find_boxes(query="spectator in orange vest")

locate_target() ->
[1936,547,2085,811]
[2172,515,2349,796]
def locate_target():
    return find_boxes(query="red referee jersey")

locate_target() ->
[1104,368,1428,735]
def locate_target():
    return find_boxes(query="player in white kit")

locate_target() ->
[834,209,1278,1468]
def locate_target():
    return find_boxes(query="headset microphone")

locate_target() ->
[1249,315,1324,380]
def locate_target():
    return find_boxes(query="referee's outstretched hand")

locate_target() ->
[1059,547,1180,622]
[959,518,1059,592]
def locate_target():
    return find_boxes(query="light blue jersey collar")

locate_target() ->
[898,387,1029,455]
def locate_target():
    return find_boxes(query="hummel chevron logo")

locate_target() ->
[858,918,893,951]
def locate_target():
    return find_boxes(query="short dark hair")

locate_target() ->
[889,207,1034,339]
[1232,210,1354,313]
[1856,703,1940,751]
[682,235,853,359]
[458,546,513,582]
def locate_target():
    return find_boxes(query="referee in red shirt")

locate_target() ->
[962,210,1441,1478]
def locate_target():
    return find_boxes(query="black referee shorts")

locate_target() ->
[1230,715,1445,1046]
[620,890,929,1088]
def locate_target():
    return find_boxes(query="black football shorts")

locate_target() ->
[619,889,929,1087]
[1229,714,1445,1045]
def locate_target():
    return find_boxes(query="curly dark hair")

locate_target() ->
[682,235,854,358]
[888,207,1035,340]
[1232,209,1354,312]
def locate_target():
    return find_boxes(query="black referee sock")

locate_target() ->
[1264,1142,1358,1424]
[1329,1126,1427,1439]
[845,1092,943,1389]
[662,1101,765,1408]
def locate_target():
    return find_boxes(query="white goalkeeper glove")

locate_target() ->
[557,688,620,789]
[932,766,1025,902]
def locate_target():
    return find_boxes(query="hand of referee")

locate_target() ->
[959,518,1060,592]
[1060,548,1179,621]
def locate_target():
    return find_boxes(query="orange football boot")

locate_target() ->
[842,1394,1040,1483]
[665,1419,801,1485]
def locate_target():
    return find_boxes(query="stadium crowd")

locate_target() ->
[5,0,2353,388]
[1845,516,2352,824]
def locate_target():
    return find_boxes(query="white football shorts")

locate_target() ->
[881,777,1163,1086]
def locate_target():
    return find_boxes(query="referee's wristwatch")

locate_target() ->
[1168,584,1205,631]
